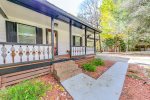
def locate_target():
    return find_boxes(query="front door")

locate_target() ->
[54,32,58,56]
[46,29,58,56]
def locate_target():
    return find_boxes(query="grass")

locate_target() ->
[145,68,150,78]
[128,69,139,74]
[0,80,52,100]
[127,74,142,80]
[82,58,104,72]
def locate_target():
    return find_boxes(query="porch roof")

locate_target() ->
[8,0,101,34]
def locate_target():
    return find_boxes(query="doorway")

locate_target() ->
[46,29,58,56]
[54,32,58,56]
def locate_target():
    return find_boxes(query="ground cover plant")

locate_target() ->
[83,58,104,72]
[91,58,104,66]
[0,80,51,100]
[83,63,96,72]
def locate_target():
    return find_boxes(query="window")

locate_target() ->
[73,36,82,46]
[17,24,36,44]
[87,39,94,47]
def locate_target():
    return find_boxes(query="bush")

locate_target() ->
[91,58,104,66]
[0,80,51,100]
[120,40,126,52]
[83,63,96,72]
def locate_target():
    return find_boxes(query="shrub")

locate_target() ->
[120,40,126,52]
[0,80,51,100]
[83,63,96,72]
[91,58,104,66]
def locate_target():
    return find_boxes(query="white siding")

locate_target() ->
[55,20,70,55]
[0,14,6,42]
[0,0,51,44]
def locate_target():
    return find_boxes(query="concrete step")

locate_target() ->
[54,61,76,70]
[58,68,82,82]
[53,60,82,82]
[53,64,78,75]
[53,65,79,77]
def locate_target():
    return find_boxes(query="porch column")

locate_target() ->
[99,34,102,52]
[69,20,72,58]
[94,31,96,54]
[51,17,54,60]
[85,26,87,55]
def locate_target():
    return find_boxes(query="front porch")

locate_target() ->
[0,42,97,65]
[0,0,101,88]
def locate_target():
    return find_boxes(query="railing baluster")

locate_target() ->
[0,42,52,65]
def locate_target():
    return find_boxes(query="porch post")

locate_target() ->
[85,26,87,55]
[99,34,102,52]
[51,17,54,60]
[94,31,96,54]
[69,20,72,58]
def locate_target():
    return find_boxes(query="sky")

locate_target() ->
[47,0,84,16]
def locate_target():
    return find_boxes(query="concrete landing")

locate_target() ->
[61,62,128,100]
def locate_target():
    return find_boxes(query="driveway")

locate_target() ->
[97,53,150,65]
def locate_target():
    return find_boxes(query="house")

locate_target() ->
[0,0,101,87]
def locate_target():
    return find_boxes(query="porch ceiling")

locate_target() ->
[8,0,101,34]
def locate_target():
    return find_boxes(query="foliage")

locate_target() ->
[120,39,126,52]
[100,0,116,34]
[122,0,150,34]
[121,0,150,50]
[100,0,128,52]
[0,80,51,100]
[91,58,104,66]
[83,63,96,72]
[101,33,126,52]
[105,38,115,48]
[83,58,105,72]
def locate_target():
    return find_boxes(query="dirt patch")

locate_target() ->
[120,64,150,100]
[82,60,116,79]
[38,74,73,100]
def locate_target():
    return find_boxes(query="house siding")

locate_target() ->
[0,14,6,42]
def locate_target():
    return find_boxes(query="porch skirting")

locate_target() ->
[0,66,51,88]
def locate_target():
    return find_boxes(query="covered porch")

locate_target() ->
[0,0,101,66]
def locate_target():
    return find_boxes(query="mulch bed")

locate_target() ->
[120,64,150,100]
[82,60,116,79]
[39,74,73,100]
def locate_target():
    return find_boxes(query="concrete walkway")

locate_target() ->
[61,62,128,100]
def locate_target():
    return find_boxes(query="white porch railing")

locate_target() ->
[72,46,85,56]
[0,42,52,65]
[86,47,95,55]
